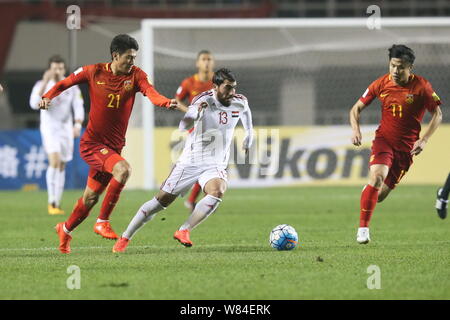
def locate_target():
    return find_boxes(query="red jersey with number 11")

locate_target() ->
[359,73,441,152]
[43,63,171,151]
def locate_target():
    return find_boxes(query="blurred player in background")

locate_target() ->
[436,173,449,219]
[350,44,442,244]
[30,55,84,215]
[0,84,3,92]
[39,34,177,254]
[175,50,215,212]
[113,68,254,252]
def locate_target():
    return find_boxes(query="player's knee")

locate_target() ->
[370,173,384,188]
[113,161,132,182]
[156,191,176,207]
[83,192,100,208]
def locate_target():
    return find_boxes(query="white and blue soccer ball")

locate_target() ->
[269,224,298,250]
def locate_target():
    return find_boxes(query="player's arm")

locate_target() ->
[174,81,190,113]
[39,66,89,110]
[30,81,43,110]
[72,85,85,138]
[350,82,378,146]
[136,71,177,109]
[241,104,254,153]
[411,106,442,156]
[179,101,207,131]
[349,99,370,146]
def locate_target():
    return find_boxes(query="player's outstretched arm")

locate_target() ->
[349,99,368,146]
[411,106,443,156]
[175,97,189,113]
[40,66,89,110]
[241,107,254,153]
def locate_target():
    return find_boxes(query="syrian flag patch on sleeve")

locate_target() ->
[232,111,239,118]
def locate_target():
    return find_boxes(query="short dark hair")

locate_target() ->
[388,44,415,65]
[197,49,212,59]
[213,68,236,86]
[110,34,139,59]
[48,55,65,68]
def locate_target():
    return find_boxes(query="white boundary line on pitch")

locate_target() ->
[0,243,256,252]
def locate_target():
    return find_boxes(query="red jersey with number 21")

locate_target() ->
[43,63,171,151]
[359,74,441,152]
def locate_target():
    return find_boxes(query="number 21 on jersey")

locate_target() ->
[107,94,120,109]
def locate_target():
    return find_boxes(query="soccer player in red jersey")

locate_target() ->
[39,34,177,253]
[349,44,443,244]
[175,50,215,212]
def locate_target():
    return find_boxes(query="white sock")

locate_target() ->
[46,166,58,205]
[179,194,222,231]
[55,169,65,207]
[122,197,166,240]
[96,219,109,223]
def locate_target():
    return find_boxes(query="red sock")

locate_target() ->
[98,178,125,221]
[360,184,379,228]
[65,198,91,231]
[188,182,202,204]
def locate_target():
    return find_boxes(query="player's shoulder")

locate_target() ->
[231,93,249,108]
[373,74,390,86]
[180,74,196,86]
[411,74,432,87]
[191,89,214,104]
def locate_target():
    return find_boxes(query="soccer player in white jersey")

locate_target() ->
[30,55,85,215]
[113,68,253,252]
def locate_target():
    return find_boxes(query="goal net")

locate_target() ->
[134,18,450,189]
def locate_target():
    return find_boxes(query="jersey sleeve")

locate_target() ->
[175,78,190,101]
[71,85,85,122]
[359,79,380,106]
[240,100,254,149]
[135,69,171,108]
[29,81,43,110]
[42,65,91,100]
[422,80,441,112]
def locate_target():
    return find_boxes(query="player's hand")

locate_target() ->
[39,98,51,110]
[73,125,82,138]
[411,138,427,156]
[167,99,178,110]
[351,130,362,146]
[42,69,54,82]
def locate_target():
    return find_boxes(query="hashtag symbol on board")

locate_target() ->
[24,146,48,178]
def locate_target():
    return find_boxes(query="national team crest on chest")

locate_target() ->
[232,111,239,118]
[124,80,133,91]
[405,94,414,104]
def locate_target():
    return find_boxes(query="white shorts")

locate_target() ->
[40,122,74,162]
[161,164,228,196]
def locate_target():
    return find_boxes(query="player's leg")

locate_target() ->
[113,164,193,252]
[94,155,130,239]
[377,183,393,203]
[53,161,66,214]
[113,190,178,252]
[357,164,389,244]
[55,177,106,254]
[436,172,450,219]
[184,182,202,212]
[46,152,62,214]
[175,167,228,247]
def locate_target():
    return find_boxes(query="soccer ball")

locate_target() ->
[269,224,298,250]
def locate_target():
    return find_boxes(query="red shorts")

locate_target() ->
[80,141,125,192]
[369,136,413,190]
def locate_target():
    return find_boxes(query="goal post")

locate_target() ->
[138,17,450,190]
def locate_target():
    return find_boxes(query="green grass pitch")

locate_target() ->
[0,185,449,299]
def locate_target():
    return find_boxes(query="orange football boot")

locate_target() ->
[112,237,130,253]
[173,229,193,247]
[55,222,71,254]
[94,221,119,240]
